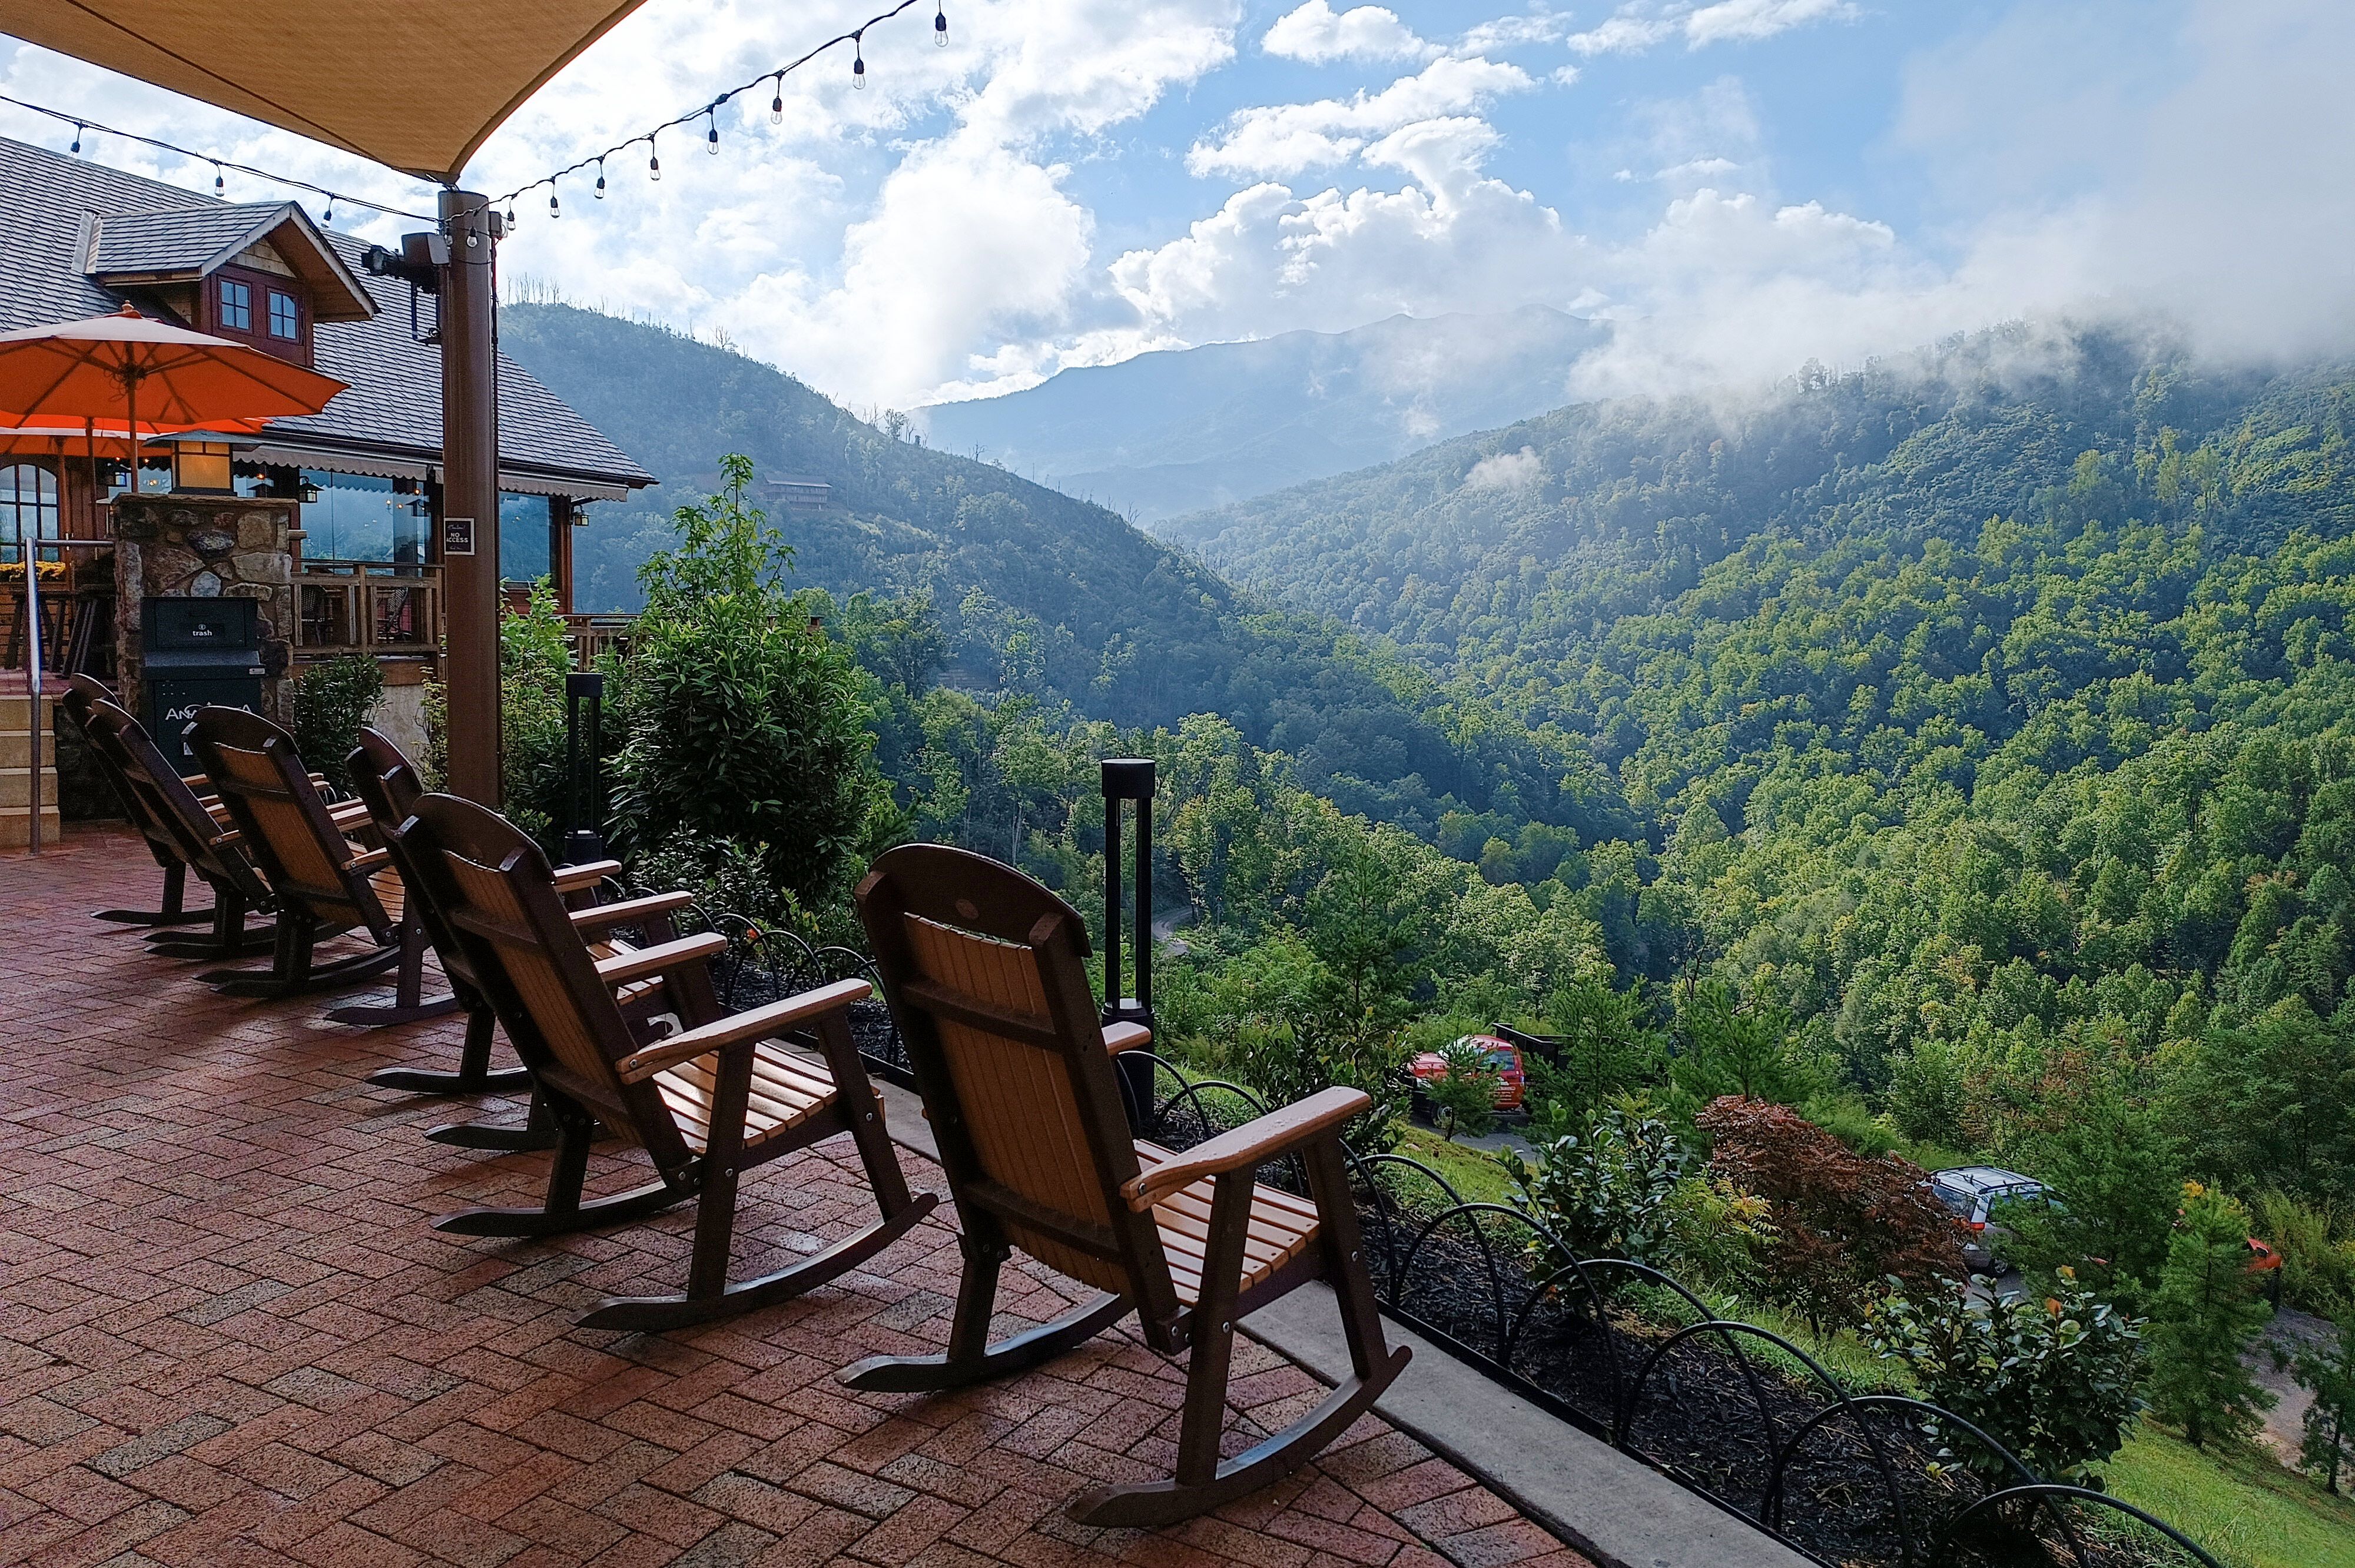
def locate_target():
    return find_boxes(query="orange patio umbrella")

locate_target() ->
[0,305,346,853]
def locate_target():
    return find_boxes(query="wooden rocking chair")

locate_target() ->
[61,675,214,929]
[75,695,282,962]
[344,726,641,1154]
[185,706,406,999]
[399,792,938,1331]
[847,844,1410,1528]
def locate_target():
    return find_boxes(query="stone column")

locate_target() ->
[112,494,297,724]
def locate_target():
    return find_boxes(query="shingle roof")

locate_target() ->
[84,203,281,275]
[0,136,652,493]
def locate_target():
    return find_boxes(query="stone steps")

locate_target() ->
[0,684,59,852]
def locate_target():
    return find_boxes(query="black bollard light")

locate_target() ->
[1101,757,1156,1130]
[563,670,608,862]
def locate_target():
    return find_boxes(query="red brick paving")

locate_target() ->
[0,828,1590,1568]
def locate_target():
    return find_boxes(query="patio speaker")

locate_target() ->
[562,670,607,862]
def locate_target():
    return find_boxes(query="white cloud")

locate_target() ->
[1464,446,1544,490]
[1568,0,1855,56]
[1187,55,1534,179]
[1683,0,1857,47]
[1263,2,1436,64]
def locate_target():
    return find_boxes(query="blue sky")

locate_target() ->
[3,2,2349,412]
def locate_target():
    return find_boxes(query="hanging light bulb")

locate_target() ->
[649,134,662,182]
[706,109,719,155]
[213,162,225,196]
[548,187,560,218]
[595,158,607,200]
[323,198,335,225]
[771,75,785,125]
[936,4,948,45]
[505,198,518,228]
[853,34,867,89]
[69,122,82,154]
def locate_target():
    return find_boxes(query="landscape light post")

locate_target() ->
[1100,757,1156,1128]
[562,669,606,862]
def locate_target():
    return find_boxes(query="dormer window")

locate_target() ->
[268,289,300,339]
[218,277,251,331]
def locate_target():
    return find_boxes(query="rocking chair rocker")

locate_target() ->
[847,843,1409,1528]
[400,792,938,1331]
[75,695,281,962]
[61,675,214,929]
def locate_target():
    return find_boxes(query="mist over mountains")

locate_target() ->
[917,306,1606,523]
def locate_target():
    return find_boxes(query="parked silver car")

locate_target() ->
[1929,1165,2048,1272]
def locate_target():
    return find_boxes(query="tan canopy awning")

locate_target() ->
[0,0,656,183]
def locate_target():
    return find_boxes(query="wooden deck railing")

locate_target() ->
[296,560,442,656]
[565,613,635,667]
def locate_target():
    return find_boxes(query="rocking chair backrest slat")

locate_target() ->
[397,793,692,1168]
[348,728,483,1001]
[859,845,1176,1316]
[81,697,270,902]
[188,707,392,938]
[61,676,165,861]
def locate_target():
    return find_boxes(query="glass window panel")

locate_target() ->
[268,290,300,338]
[498,491,552,586]
[219,278,251,331]
[298,470,429,566]
[0,463,58,564]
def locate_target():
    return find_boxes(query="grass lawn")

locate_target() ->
[1391,1124,1516,1204]
[2098,1418,2355,1568]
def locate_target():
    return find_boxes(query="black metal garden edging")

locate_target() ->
[633,890,2220,1568]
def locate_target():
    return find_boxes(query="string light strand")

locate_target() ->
[489,0,935,211]
[0,90,438,222]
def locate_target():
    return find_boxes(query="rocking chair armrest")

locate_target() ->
[553,858,623,892]
[1103,1021,1153,1055]
[208,827,242,849]
[1121,1086,1370,1210]
[615,976,873,1083]
[593,931,728,989]
[570,890,695,934]
[343,846,392,876]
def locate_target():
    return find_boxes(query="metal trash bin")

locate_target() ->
[141,597,264,769]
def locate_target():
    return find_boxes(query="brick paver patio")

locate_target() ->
[0,828,1588,1568]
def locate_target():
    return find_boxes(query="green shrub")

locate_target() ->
[1501,1097,1773,1293]
[627,827,807,934]
[2294,1313,2355,1493]
[608,454,892,911]
[501,577,573,849]
[1424,1034,1500,1140]
[291,653,383,794]
[2147,1182,2276,1449]
[2253,1190,2355,1318]
[1866,1272,2145,1486]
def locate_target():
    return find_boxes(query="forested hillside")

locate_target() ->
[498,302,1603,838]
[1153,325,2355,1209]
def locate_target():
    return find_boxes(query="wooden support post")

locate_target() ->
[439,190,501,805]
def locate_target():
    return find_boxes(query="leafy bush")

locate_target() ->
[1700,1095,1970,1333]
[1526,978,1663,1140]
[2001,1089,2183,1315]
[1866,1271,2145,1486]
[2147,1182,2276,1448]
[609,454,893,910]
[291,653,383,794]
[1501,1098,1773,1293]
[627,827,807,935]
[500,577,573,849]
[1424,1035,1500,1140]
[1887,1039,1968,1145]
[1670,982,1823,1114]
[2294,1313,2355,1493]
[2252,1189,2355,1318]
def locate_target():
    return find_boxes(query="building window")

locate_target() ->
[218,277,251,331]
[268,290,300,339]
[298,470,429,566]
[0,464,58,564]
[499,492,553,586]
